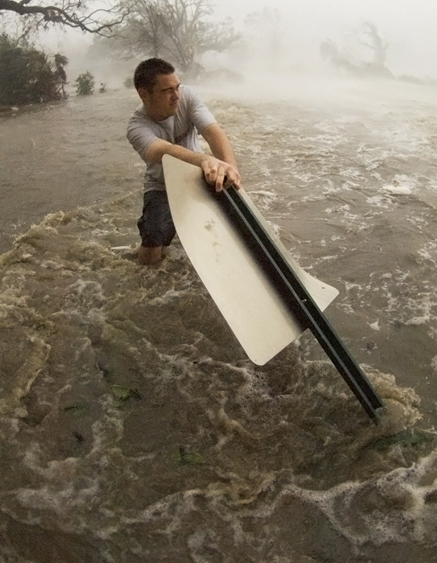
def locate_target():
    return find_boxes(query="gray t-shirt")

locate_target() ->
[127,85,216,192]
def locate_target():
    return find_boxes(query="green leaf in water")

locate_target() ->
[62,404,88,417]
[110,385,141,401]
[173,447,206,466]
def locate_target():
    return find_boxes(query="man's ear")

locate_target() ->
[137,87,149,100]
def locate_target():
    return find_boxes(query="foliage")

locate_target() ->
[244,8,285,53]
[0,32,68,105]
[320,22,392,78]
[93,0,240,75]
[0,0,126,36]
[110,385,141,401]
[74,71,95,96]
[123,75,134,88]
[173,447,206,465]
[241,8,288,73]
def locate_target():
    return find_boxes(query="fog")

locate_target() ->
[38,0,437,90]
[213,0,437,76]
[2,3,437,562]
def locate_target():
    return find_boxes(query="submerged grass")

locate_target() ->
[368,429,434,451]
[173,447,206,466]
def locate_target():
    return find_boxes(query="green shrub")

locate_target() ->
[0,33,68,105]
[74,71,95,96]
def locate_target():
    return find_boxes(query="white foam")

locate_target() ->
[381,184,413,195]
[249,190,277,197]
[367,194,396,208]
[282,451,437,547]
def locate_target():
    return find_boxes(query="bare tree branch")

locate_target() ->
[94,0,240,74]
[0,0,126,35]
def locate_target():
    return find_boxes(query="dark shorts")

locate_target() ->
[137,190,176,248]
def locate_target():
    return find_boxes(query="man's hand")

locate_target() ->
[200,156,242,192]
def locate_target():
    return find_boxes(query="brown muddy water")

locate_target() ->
[0,78,437,562]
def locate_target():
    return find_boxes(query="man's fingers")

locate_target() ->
[224,172,242,190]
[215,169,226,192]
[204,170,217,186]
[203,162,225,192]
[201,158,241,191]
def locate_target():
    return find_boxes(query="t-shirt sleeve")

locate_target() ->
[186,88,217,134]
[126,111,158,162]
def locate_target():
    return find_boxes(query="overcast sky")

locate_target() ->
[214,0,436,33]
[213,0,437,76]
[44,0,437,78]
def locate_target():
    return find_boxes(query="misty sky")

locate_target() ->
[213,0,437,76]
[43,0,437,78]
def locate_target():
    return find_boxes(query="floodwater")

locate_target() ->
[0,76,436,562]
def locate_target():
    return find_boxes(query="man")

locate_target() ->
[127,58,242,265]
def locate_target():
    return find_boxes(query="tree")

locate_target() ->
[320,22,392,78]
[0,32,68,104]
[358,22,388,68]
[54,52,68,96]
[95,0,239,75]
[0,0,126,35]
[242,8,287,73]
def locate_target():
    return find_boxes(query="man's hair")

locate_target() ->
[134,58,175,93]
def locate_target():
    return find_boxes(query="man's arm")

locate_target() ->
[145,123,241,191]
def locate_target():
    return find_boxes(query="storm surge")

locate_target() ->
[1,83,437,562]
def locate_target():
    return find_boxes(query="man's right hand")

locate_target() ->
[201,156,242,192]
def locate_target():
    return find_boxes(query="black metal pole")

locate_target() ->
[214,186,384,423]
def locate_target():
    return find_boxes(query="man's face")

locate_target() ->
[141,73,181,120]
